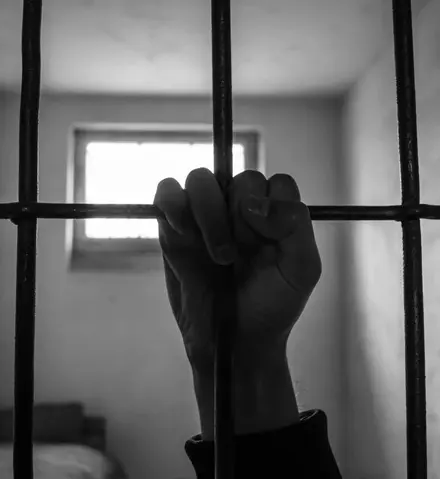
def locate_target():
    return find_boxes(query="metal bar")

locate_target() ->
[13,1,42,478]
[3,202,440,221]
[211,0,235,478]
[392,1,427,478]
[4,3,429,479]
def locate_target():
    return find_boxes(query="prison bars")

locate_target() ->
[1,0,431,478]
[3,203,440,221]
[210,1,236,478]
[392,1,427,477]
[12,0,41,478]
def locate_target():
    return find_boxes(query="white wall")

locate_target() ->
[0,92,345,479]
[343,1,440,477]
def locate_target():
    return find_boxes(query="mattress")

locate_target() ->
[0,443,125,479]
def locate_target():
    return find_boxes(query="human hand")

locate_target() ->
[154,167,321,367]
[154,168,322,438]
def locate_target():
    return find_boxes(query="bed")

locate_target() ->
[0,402,128,479]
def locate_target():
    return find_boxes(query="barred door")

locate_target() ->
[0,0,431,478]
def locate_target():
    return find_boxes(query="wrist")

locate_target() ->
[192,353,299,441]
[234,353,299,436]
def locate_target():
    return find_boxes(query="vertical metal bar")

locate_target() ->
[392,1,427,478]
[14,1,42,478]
[211,0,235,478]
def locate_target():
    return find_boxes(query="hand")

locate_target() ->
[154,168,322,438]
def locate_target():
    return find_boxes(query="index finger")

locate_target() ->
[185,167,236,265]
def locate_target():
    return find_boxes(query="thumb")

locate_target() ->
[240,195,298,242]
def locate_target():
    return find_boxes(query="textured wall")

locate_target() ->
[343,1,440,477]
[0,92,345,479]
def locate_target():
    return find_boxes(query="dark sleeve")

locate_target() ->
[184,409,342,479]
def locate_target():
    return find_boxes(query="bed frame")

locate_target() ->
[0,403,107,452]
[82,415,107,452]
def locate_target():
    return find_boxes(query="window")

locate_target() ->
[71,129,259,270]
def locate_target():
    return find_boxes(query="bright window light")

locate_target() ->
[85,142,245,239]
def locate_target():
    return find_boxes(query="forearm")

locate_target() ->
[192,353,300,441]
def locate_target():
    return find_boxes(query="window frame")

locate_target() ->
[71,128,260,270]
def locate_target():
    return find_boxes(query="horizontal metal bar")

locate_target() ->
[1,202,440,222]
[1,203,165,221]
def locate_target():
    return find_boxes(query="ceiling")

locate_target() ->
[0,0,394,96]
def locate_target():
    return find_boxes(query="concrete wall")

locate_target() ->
[343,1,440,477]
[0,92,346,479]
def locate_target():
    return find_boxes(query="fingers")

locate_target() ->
[276,201,322,293]
[154,177,188,236]
[154,168,321,291]
[267,174,321,292]
[267,174,313,246]
[229,170,267,246]
[185,168,236,265]
[238,173,300,242]
[231,172,302,244]
[268,173,301,202]
[154,169,236,266]
[260,174,303,240]
[234,172,321,291]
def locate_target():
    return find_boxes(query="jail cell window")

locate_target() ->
[70,129,259,270]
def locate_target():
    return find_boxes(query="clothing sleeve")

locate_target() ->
[184,409,342,479]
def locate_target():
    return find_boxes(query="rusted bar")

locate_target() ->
[2,202,440,221]
[13,1,42,478]
[392,1,427,478]
[211,0,235,477]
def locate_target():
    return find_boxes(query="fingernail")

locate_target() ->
[246,195,270,217]
[216,244,236,265]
